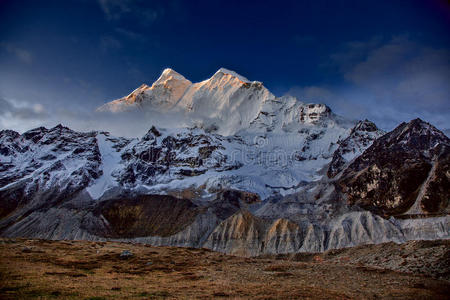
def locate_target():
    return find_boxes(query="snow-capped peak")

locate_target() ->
[383,118,449,150]
[162,67,182,77]
[96,68,192,113]
[96,67,342,135]
[154,68,191,85]
[213,68,251,83]
[131,84,151,95]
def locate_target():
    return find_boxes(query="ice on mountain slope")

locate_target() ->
[90,122,356,200]
[0,126,138,211]
[328,119,385,178]
[97,68,353,136]
[0,125,102,194]
[3,66,449,256]
[246,95,349,133]
[91,68,369,198]
[175,69,274,135]
[0,68,386,203]
[214,68,252,83]
[86,133,135,199]
[97,68,192,113]
[1,116,448,256]
[114,126,242,189]
[1,122,352,204]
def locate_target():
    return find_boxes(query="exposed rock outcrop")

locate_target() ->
[328,119,384,178]
[1,67,449,259]
[339,118,450,216]
[96,194,201,238]
[0,125,103,221]
[116,127,241,187]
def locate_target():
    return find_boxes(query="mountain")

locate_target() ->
[96,68,354,136]
[97,68,192,113]
[339,118,450,216]
[444,128,450,137]
[93,69,366,198]
[0,125,104,219]
[0,68,448,256]
[328,119,385,178]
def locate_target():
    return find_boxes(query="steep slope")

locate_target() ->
[0,125,103,219]
[96,68,355,137]
[95,69,382,199]
[0,120,448,256]
[339,118,450,216]
[247,96,347,133]
[0,68,449,257]
[97,68,192,112]
[114,126,241,189]
[175,68,274,135]
[95,194,201,238]
[328,120,385,178]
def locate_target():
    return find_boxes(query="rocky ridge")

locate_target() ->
[0,68,448,256]
[328,119,385,178]
[339,118,450,216]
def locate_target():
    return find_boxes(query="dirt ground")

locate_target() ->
[0,238,449,299]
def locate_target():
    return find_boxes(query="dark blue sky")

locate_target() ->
[1,0,449,133]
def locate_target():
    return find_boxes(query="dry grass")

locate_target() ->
[0,238,449,299]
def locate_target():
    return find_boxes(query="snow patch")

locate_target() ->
[86,134,126,199]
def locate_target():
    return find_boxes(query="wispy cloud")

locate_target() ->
[98,0,132,20]
[99,36,122,52]
[0,98,47,119]
[1,43,33,63]
[0,97,49,131]
[98,0,163,23]
[115,27,146,41]
[288,36,450,131]
[287,85,368,123]
[338,36,450,111]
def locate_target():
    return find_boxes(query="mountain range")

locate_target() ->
[0,68,448,256]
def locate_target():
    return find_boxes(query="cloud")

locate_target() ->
[0,97,50,132]
[332,36,450,108]
[115,27,147,41]
[291,36,450,131]
[0,95,191,138]
[286,86,367,122]
[1,43,32,63]
[98,0,163,23]
[288,86,333,103]
[99,36,122,52]
[328,36,383,72]
[98,0,132,20]
[0,98,48,119]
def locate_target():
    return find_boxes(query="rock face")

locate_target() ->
[0,68,449,257]
[94,68,364,197]
[339,119,450,216]
[116,126,240,188]
[328,120,385,178]
[0,118,448,256]
[0,125,103,220]
[96,194,201,238]
[204,209,409,256]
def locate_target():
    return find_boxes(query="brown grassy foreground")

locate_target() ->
[0,239,449,299]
